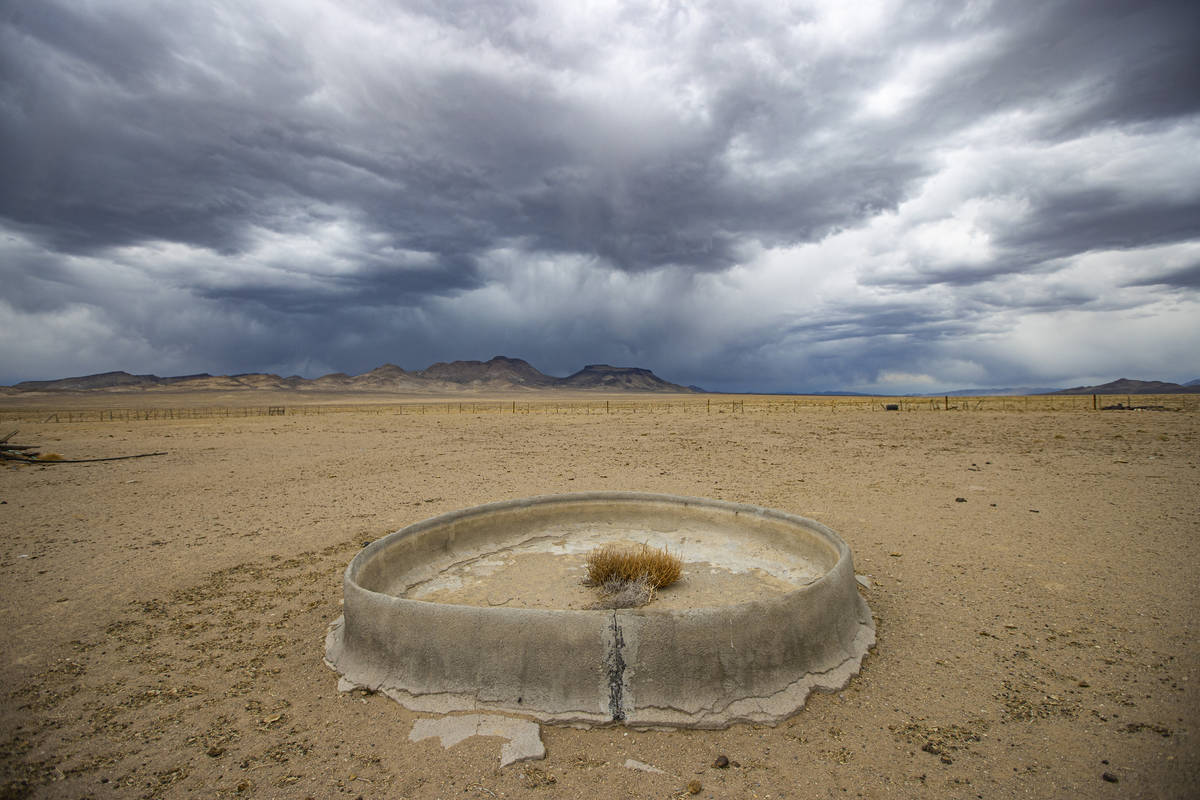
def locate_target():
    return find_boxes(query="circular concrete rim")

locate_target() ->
[325,492,875,729]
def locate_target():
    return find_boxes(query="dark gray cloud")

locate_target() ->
[918,1,1200,137]
[997,189,1200,267]
[1127,261,1200,290]
[2,0,1198,390]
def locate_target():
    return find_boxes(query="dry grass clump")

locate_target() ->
[586,543,683,588]
[584,544,682,609]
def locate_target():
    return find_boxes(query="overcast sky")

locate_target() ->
[2,0,1198,392]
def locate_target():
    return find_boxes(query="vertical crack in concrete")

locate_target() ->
[606,612,626,721]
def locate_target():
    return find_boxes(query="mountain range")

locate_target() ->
[4,362,1198,397]
[1046,377,1200,395]
[739,378,1200,397]
[927,378,1200,396]
[3,356,696,395]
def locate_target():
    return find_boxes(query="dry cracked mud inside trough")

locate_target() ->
[325,492,874,728]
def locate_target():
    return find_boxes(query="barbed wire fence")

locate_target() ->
[0,393,1195,425]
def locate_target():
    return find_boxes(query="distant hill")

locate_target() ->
[558,364,683,391]
[1047,378,1200,395]
[417,356,558,388]
[11,371,215,391]
[938,386,1060,397]
[1186,378,1200,387]
[6,356,696,395]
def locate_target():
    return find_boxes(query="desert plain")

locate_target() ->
[0,392,1197,799]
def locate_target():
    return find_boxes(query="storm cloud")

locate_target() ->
[2,0,1198,391]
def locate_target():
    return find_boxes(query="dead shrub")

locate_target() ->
[584,544,682,608]
[592,575,655,609]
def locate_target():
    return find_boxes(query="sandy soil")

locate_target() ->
[1,397,1197,799]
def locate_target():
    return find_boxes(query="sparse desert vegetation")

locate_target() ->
[584,543,683,608]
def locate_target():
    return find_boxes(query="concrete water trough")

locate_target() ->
[325,492,874,728]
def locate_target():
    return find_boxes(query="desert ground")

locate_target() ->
[1,393,1197,799]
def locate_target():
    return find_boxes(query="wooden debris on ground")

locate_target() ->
[0,430,166,464]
